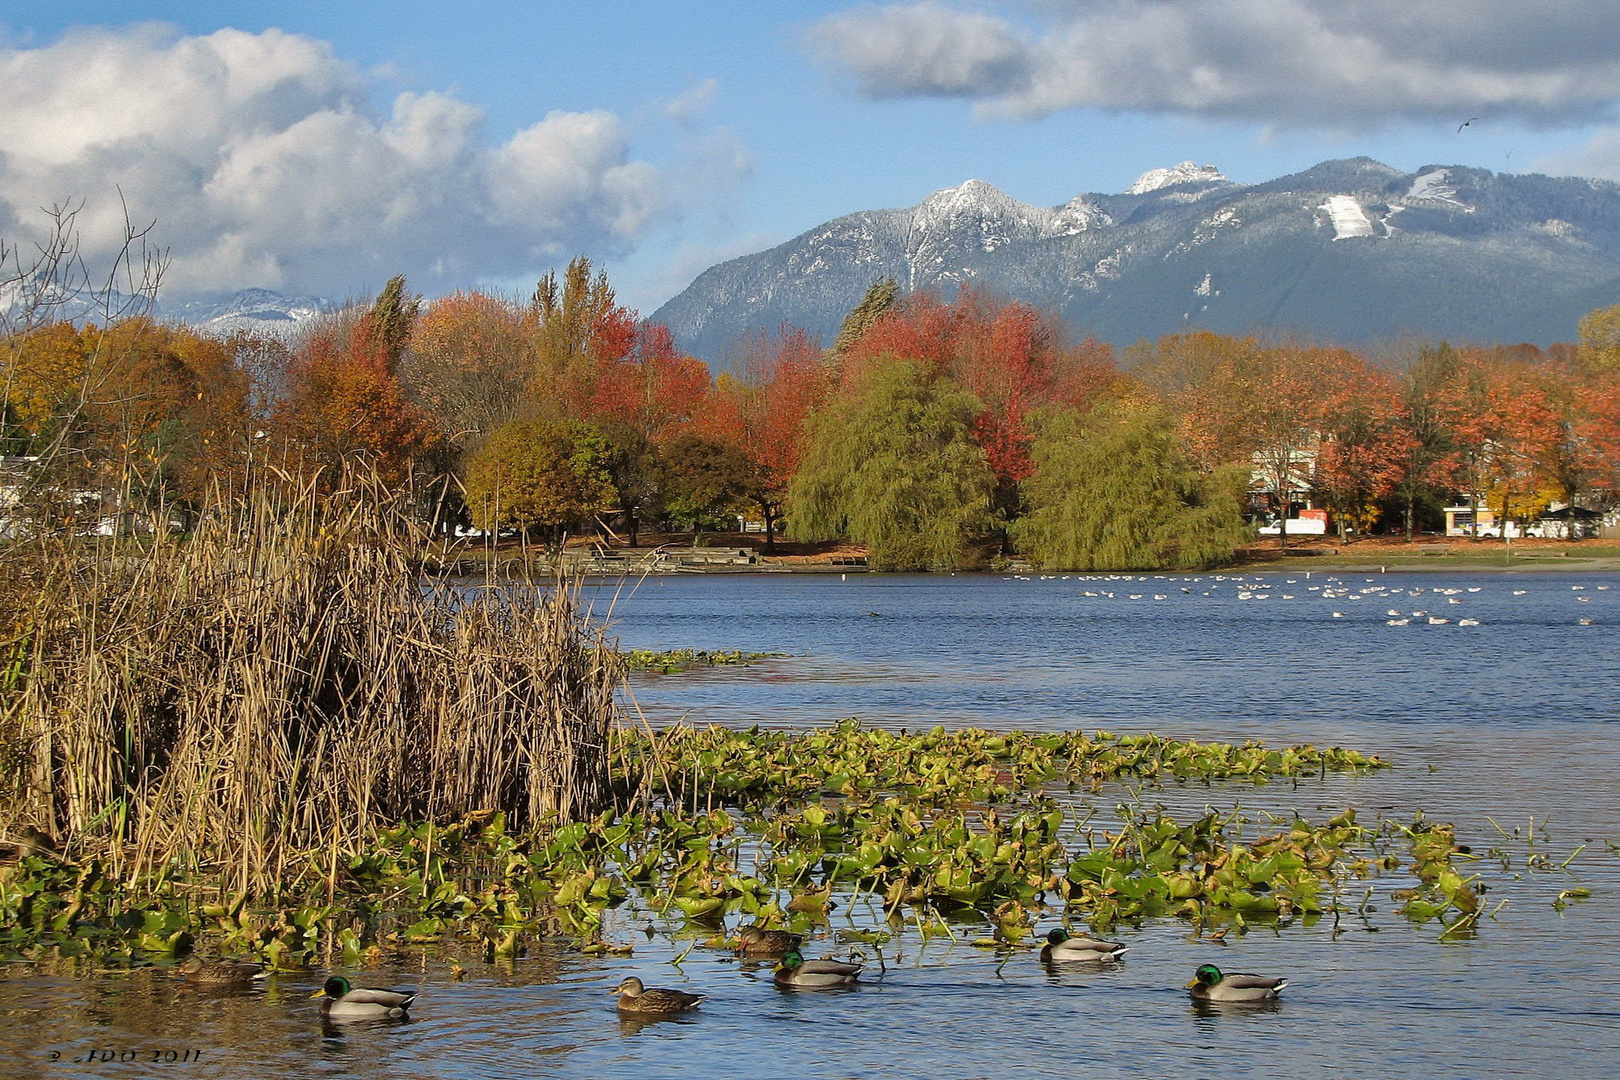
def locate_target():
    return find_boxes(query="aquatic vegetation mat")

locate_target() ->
[621,649,788,673]
[1,720,1593,972]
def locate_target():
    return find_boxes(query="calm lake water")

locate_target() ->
[6,570,1619,1079]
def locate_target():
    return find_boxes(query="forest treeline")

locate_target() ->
[6,257,1620,571]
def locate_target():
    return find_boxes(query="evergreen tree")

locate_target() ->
[788,360,992,570]
[368,275,420,373]
[1012,403,1248,570]
[830,278,899,360]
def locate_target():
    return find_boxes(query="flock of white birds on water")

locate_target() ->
[997,572,1610,627]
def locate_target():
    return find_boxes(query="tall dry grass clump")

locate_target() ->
[0,470,618,894]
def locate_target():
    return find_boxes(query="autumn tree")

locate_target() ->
[658,434,753,530]
[1013,403,1249,570]
[276,281,438,484]
[1312,362,1414,540]
[1,318,253,526]
[401,291,532,441]
[1576,302,1620,375]
[463,419,614,543]
[700,326,830,551]
[1391,343,1462,539]
[789,360,993,571]
[1535,353,1599,538]
[1444,351,1557,541]
[530,256,637,416]
[1132,331,1264,470]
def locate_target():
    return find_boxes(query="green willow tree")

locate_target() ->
[1013,403,1249,570]
[788,360,993,570]
[464,419,614,543]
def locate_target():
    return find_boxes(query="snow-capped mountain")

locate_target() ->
[1127,161,1227,195]
[653,158,1620,367]
[163,289,333,339]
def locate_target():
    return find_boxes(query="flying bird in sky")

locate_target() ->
[1458,117,1479,132]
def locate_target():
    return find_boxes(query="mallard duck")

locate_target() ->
[1039,928,1127,963]
[1186,964,1287,1002]
[735,925,803,957]
[310,976,416,1019]
[610,976,705,1014]
[773,948,861,988]
[176,956,266,987]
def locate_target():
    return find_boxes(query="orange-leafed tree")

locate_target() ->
[1312,360,1414,540]
[402,290,532,441]
[276,276,438,483]
[1142,334,1342,544]
[1579,373,1620,506]
[1444,350,1557,541]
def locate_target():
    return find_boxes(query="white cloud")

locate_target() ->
[813,1,1620,128]
[813,3,1030,97]
[0,24,683,299]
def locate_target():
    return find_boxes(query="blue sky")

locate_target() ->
[3,2,1617,314]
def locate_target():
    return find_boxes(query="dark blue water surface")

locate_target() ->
[6,570,1619,1079]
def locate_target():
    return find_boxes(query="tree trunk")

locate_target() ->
[760,501,777,554]
[627,507,639,549]
[1405,491,1415,541]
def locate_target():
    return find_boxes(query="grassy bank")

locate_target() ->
[1234,537,1620,573]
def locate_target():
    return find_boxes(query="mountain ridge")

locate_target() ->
[653,157,1620,368]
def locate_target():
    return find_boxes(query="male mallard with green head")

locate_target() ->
[1186,964,1287,1002]
[310,976,417,1019]
[610,976,705,1014]
[1039,928,1127,963]
[773,948,862,988]
[736,924,803,957]
[176,956,266,987]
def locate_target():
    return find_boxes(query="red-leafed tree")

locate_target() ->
[836,287,1117,515]
[700,325,830,550]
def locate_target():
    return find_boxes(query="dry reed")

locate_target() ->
[0,469,618,896]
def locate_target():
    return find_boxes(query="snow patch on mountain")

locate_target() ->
[1406,169,1475,212]
[1128,162,1226,195]
[1319,196,1374,239]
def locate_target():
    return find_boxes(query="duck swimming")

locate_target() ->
[735,925,803,957]
[1186,964,1287,1002]
[773,949,862,988]
[1039,928,1127,963]
[176,956,266,987]
[610,976,705,1014]
[310,976,416,1019]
